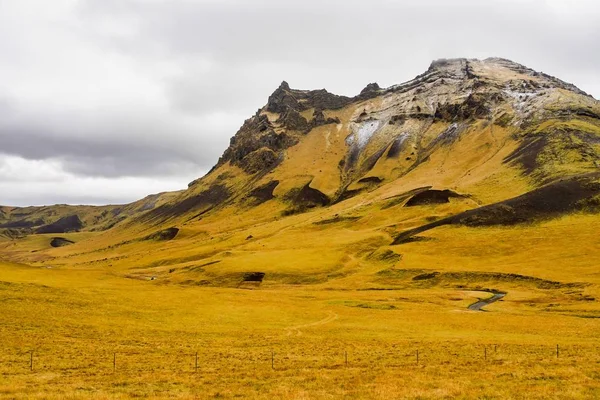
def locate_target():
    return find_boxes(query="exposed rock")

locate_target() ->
[142,184,230,222]
[434,93,494,121]
[36,215,83,234]
[143,227,179,241]
[392,173,600,244]
[277,109,310,131]
[266,81,352,114]
[245,180,279,205]
[359,82,381,96]
[241,272,265,283]
[285,182,330,210]
[50,237,75,247]
[0,218,44,229]
[358,176,383,184]
[310,108,340,129]
[404,189,464,206]
[266,81,303,113]
[215,114,298,173]
[238,148,279,174]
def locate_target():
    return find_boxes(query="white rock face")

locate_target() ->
[347,120,381,150]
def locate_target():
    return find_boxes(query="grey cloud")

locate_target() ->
[78,0,600,98]
[0,99,235,177]
[1,0,599,205]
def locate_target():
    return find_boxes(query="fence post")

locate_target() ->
[271,351,274,370]
[416,350,419,365]
[113,353,116,372]
[556,344,559,359]
[30,350,33,371]
[345,350,348,367]
[195,352,198,373]
[484,346,487,361]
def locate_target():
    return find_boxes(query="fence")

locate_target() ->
[1,342,598,375]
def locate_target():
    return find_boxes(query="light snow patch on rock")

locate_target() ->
[355,120,381,148]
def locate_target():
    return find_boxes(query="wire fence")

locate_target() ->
[1,343,599,375]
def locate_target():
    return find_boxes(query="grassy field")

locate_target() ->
[1,212,600,399]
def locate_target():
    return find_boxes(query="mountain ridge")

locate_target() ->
[2,58,600,246]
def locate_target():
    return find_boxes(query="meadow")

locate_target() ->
[1,211,600,399]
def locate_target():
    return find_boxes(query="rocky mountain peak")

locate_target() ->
[208,57,598,185]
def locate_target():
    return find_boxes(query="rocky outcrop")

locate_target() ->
[266,81,352,113]
[50,237,75,247]
[310,108,340,128]
[216,114,298,174]
[392,173,600,244]
[277,109,310,131]
[245,180,279,206]
[266,81,302,113]
[356,82,382,100]
[238,148,279,174]
[36,215,83,234]
[286,182,330,208]
[143,227,179,241]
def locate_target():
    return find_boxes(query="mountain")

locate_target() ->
[2,58,600,286]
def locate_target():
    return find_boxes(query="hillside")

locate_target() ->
[3,58,599,281]
[1,58,600,398]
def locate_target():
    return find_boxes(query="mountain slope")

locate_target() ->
[2,57,600,288]
[141,57,600,224]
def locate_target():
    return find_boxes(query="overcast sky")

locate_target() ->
[0,0,598,206]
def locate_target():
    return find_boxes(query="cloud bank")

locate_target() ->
[1,0,598,205]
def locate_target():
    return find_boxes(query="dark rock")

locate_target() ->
[277,109,310,131]
[36,215,83,234]
[356,82,382,100]
[266,81,352,114]
[392,173,600,245]
[308,109,340,131]
[285,182,330,211]
[387,135,407,158]
[215,114,298,174]
[242,272,265,282]
[238,148,279,174]
[144,227,179,241]
[404,189,464,207]
[0,218,44,229]
[358,176,383,184]
[246,180,279,205]
[50,237,74,247]
[142,184,230,223]
[266,81,304,113]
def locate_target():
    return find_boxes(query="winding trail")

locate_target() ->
[285,311,339,337]
[468,292,506,311]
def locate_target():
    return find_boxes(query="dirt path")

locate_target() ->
[285,311,339,337]
[468,292,506,311]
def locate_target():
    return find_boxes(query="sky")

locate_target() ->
[0,0,599,206]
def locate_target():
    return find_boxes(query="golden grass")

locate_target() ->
[2,206,600,398]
